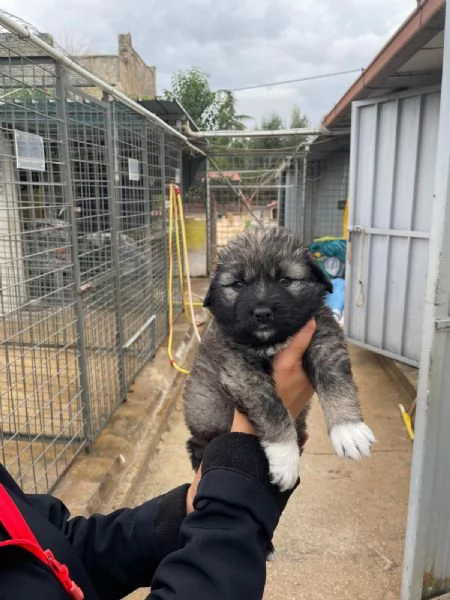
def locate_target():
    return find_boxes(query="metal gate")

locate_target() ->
[345,86,441,366]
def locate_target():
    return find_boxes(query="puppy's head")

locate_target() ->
[204,227,332,346]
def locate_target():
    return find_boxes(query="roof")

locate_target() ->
[138,99,200,132]
[323,0,446,130]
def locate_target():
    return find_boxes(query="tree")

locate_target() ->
[163,67,249,131]
[290,106,309,129]
[251,106,310,151]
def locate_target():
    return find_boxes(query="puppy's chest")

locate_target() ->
[259,356,273,375]
[253,340,289,375]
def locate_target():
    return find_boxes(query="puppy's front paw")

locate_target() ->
[330,422,377,459]
[261,438,300,492]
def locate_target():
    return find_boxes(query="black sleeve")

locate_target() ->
[26,483,190,599]
[148,433,297,600]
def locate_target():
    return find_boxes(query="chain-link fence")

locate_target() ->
[279,151,349,244]
[207,146,305,268]
[0,20,192,493]
[206,142,349,271]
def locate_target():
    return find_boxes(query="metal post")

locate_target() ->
[299,149,309,240]
[210,193,218,270]
[142,123,156,357]
[277,170,283,227]
[401,3,450,598]
[55,64,93,445]
[205,157,211,275]
[160,130,169,334]
[105,101,127,401]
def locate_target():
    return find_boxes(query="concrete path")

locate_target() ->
[117,345,412,600]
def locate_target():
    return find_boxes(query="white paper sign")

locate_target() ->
[128,158,140,181]
[14,130,45,172]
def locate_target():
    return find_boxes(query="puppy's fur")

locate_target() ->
[184,227,375,492]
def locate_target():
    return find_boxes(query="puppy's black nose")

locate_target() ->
[253,306,273,324]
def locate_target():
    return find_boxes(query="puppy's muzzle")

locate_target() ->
[253,306,273,326]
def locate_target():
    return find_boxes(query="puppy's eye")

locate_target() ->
[280,277,293,285]
[231,281,245,290]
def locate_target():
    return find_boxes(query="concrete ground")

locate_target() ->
[113,344,412,600]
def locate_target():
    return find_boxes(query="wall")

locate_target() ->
[75,34,156,100]
[118,34,156,99]
[74,55,118,99]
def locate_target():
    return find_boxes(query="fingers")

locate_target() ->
[276,319,316,367]
[186,464,202,514]
[289,319,316,355]
[231,409,258,435]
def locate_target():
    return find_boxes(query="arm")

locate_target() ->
[148,432,294,600]
[26,484,189,599]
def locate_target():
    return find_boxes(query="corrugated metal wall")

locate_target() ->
[345,86,441,366]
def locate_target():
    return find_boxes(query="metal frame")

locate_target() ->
[402,3,450,597]
[205,156,212,275]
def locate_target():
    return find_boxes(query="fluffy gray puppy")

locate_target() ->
[184,227,375,491]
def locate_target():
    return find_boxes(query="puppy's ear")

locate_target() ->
[203,274,217,308]
[307,254,333,293]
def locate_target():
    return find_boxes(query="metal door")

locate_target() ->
[345,87,441,366]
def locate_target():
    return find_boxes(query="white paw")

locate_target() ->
[330,422,377,459]
[262,438,300,492]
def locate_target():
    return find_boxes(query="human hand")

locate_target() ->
[272,319,316,420]
[186,465,202,514]
[229,320,316,435]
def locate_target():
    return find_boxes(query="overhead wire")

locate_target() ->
[228,68,364,92]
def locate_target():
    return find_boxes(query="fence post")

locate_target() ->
[143,123,156,357]
[210,194,218,271]
[205,157,211,275]
[159,130,169,335]
[105,101,127,399]
[55,63,93,446]
[299,149,309,241]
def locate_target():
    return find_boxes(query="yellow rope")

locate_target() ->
[175,186,202,340]
[167,184,190,374]
[167,183,203,375]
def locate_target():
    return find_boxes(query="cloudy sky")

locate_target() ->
[2,0,417,126]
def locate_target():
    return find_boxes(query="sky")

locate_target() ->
[2,0,418,127]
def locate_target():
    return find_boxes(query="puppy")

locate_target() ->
[184,227,375,492]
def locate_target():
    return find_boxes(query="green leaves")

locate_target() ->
[163,67,249,131]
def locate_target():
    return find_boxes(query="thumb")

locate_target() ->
[280,319,316,363]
